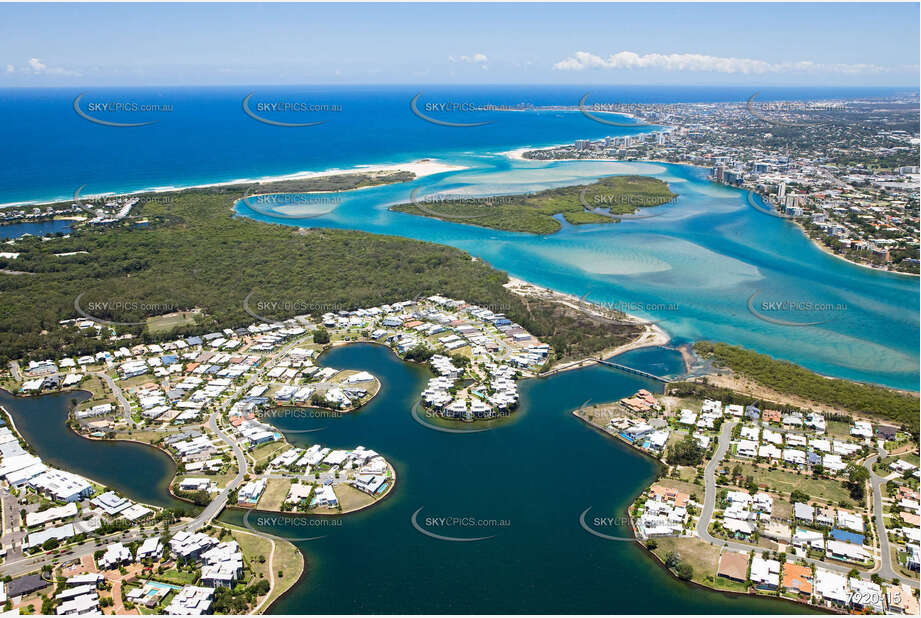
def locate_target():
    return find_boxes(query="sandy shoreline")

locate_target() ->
[1,159,467,209]
[500,144,574,161]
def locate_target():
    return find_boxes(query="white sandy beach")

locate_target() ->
[3,159,467,209]
[499,144,574,161]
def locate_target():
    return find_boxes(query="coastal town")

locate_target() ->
[521,94,920,274]
[0,293,558,614]
[575,380,920,613]
[0,95,917,617]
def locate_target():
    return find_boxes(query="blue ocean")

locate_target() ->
[1,85,918,390]
[0,85,912,205]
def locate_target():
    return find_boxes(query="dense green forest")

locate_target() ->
[0,176,640,364]
[694,341,919,434]
[390,175,676,234]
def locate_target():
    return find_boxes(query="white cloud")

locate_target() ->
[4,57,82,77]
[552,51,897,74]
[449,53,488,65]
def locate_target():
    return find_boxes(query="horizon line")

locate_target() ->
[0,83,919,90]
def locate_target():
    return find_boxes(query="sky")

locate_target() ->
[1,2,919,87]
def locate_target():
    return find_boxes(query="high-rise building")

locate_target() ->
[777,182,787,199]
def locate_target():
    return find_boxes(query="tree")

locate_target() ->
[676,562,694,581]
[403,344,434,363]
[312,328,330,345]
[845,465,869,502]
[665,551,681,569]
[666,435,705,466]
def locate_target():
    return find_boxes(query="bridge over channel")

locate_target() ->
[594,358,671,383]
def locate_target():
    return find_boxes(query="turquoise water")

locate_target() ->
[222,343,814,614]
[612,347,686,380]
[235,155,919,392]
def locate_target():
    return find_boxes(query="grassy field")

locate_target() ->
[891,453,920,466]
[335,483,376,512]
[258,478,292,511]
[221,523,305,611]
[73,374,112,404]
[251,441,288,467]
[647,537,749,592]
[116,429,171,444]
[391,175,676,234]
[156,567,199,586]
[655,477,704,500]
[733,462,852,505]
[147,310,201,334]
[673,465,700,483]
[825,420,854,440]
[118,374,159,390]
[772,497,793,521]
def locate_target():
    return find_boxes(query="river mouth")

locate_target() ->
[234,156,919,392]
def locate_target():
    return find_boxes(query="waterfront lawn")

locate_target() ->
[222,523,304,609]
[118,429,171,444]
[257,478,292,511]
[648,537,729,589]
[221,524,274,583]
[573,401,623,429]
[334,483,375,512]
[734,463,851,505]
[74,374,111,404]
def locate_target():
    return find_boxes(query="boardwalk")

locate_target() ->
[595,358,671,383]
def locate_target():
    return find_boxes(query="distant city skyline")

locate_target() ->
[1,2,919,87]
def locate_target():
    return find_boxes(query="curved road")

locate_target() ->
[863,452,902,582]
[183,411,249,531]
[697,420,737,542]
[696,421,918,587]
[88,371,134,426]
